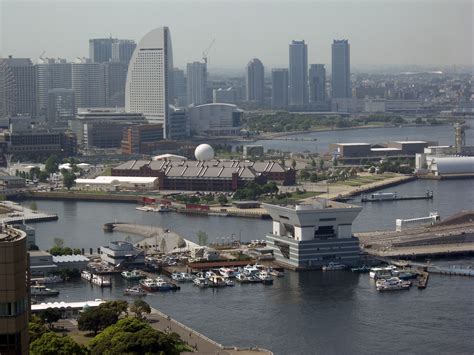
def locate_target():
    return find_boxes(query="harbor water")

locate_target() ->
[24,178,474,354]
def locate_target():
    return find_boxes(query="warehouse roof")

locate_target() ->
[431,156,474,175]
[76,176,158,185]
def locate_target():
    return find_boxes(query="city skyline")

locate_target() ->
[1,1,471,69]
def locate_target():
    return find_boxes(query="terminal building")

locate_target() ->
[264,199,362,269]
[100,241,145,267]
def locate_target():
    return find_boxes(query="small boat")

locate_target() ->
[92,274,112,287]
[154,278,180,291]
[208,275,227,288]
[224,278,235,287]
[376,277,411,292]
[369,266,397,279]
[322,263,346,271]
[123,286,147,296]
[81,270,92,281]
[243,264,259,275]
[150,204,173,212]
[247,275,262,283]
[205,270,216,279]
[140,278,159,292]
[219,267,237,278]
[235,273,250,283]
[193,276,209,288]
[121,270,144,280]
[171,272,194,282]
[136,206,153,212]
[257,271,273,285]
[31,284,60,296]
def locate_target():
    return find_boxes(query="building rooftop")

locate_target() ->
[52,255,89,263]
[370,147,402,152]
[393,141,427,144]
[76,176,158,185]
[32,299,105,312]
[336,143,370,146]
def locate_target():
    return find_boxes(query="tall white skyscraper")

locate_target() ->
[289,40,308,106]
[245,58,264,104]
[331,40,351,99]
[186,62,207,106]
[125,27,173,137]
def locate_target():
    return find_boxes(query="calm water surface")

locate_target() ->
[26,178,474,355]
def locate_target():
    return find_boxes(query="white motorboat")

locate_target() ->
[193,276,208,288]
[121,270,144,280]
[140,278,159,292]
[369,266,397,279]
[224,278,235,286]
[31,284,60,296]
[208,275,227,288]
[205,270,216,278]
[376,277,411,292]
[219,267,236,278]
[257,271,274,285]
[123,286,147,296]
[235,273,250,283]
[267,268,284,277]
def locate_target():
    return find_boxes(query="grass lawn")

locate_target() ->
[334,173,399,187]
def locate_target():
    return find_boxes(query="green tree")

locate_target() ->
[38,308,62,329]
[217,194,228,205]
[291,159,297,168]
[130,299,151,320]
[63,171,76,190]
[30,201,38,211]
[319,159,324,170]
[29,316,49,342]
[44,155,60,174]
[30,332,87,355]
[53,238,64,248]
[160,238,167,253]
[89,317,183,355]
[38,170,49,183]
[300,170,310,180]
[78,303,119,335]
[197,230,208,246]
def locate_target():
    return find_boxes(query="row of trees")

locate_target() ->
[30,300,186,354]
[173,193,229,205]
[300,168,359,183]
[49,238,81,256]
[233,181,279,200]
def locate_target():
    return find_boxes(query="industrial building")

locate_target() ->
[264,199,362,269]
[423,156,474,178]
[0,225,29,354]
[112,159,296,191]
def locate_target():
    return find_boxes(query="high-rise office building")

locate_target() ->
[125,27,174,137]
[89,38,115,63]
[0,57,37,118]
[47,88,75,125]
[331,40,351,99]
[104,62,128,107]
[271,68,289,108]
[309,64,326,102]
[0,225,29,354]
[245,58,264,104]
[111,40,136,64]
[172,68,187,107]
[36,58,72,116]
[186,62,207,106]
[72,58,106,108]
[289,40,308,105]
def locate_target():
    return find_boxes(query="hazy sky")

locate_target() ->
[0,0,472,69]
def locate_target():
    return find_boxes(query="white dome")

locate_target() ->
[195,144,215,161]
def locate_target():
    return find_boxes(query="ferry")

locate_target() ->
[121,270,144,280]
[376,277,411,292]
[322,262,346,271]
[31,285,60,297]
[123,286,147,296]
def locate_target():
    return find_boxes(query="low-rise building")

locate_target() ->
[121,124,164,155]
[0,175,26,188]
[52,254,89,271]
[29,250,57,277]
[188,103,242,136]
[75,176,158,192]
[243,145,264,158]
[100,241,145,267]
[264,199,362,269]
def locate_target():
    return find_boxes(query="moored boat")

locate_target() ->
[123,286,147,296]
[31,284,60,297]
[322,262,346,271]
[208,275,227,288]
[351,265,371,273]
[257,271,273,285]
[92,274,112,287]
[121,270,144,280]
[140,278,159,292]
[81,270,92,281]
[193,276,209,288]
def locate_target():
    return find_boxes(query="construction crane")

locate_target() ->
[202,39,216,65]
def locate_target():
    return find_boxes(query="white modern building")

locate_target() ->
[188,103,242,136]
[125,27,173,137]
[75,176,158,191]
[100,241,145,267]
[264,199,362,269]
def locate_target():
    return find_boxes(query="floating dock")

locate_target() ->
[361,190,433,202]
